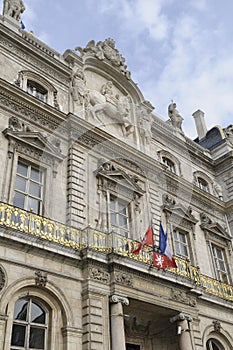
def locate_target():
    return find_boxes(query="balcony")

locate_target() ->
[0,202,233,302]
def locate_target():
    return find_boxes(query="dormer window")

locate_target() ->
[162,157,175,173]
[197,177,209,192]
[27,80,48,102]
[15,70,60,109]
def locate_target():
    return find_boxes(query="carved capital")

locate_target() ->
[170,312,192,324]
[110,294,129,305]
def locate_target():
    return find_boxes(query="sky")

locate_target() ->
[2,0,233,139]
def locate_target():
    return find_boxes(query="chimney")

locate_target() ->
[192,109,207,140]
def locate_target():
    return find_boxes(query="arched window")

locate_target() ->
[197,177,209,192]
[10,297,49,349]
[206,338,224,350]
[162,157,176,173]
[27,80,48,102]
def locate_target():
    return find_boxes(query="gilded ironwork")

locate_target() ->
[0,202,233,302]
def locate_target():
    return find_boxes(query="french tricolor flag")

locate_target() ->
[153,223,177,269]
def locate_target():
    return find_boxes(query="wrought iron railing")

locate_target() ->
[0,202,233,301]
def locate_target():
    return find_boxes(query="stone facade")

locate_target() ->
[0,4,233,350]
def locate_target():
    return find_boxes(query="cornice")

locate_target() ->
[0,24,71,85]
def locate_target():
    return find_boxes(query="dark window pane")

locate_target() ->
[13,192,26,209]
[14,299,28,320]
[29,327,45,349]
[15,176,27,192]
[11,324,26,346]
[17,163,28,176]
[31,302,46,324]
[126,344,140,350]
[29,182,41,197]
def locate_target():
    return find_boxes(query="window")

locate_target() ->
[173,229,189,258]
[126,344,140,350]
[27,80,48,102]
[109,195,129,237]
[206,339,223,350]
[162,157,175,173]
[11,297,48,350]
[197,177,209,192]
[13,160,43,214]
[212,245,229,283]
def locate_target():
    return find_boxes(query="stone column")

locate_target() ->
[170,313,193,350]
[110,295,129,350]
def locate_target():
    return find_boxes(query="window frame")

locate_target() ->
[13,159,44,215]
[109,194,130,237]
[162,156,176,173]
[15,70,59,108]
[206,338,224,350]
[10,297,49,350]
[173,228,190,259]
[211,243,230,284]
[197,177,209,192]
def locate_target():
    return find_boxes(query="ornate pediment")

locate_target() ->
[95,160,145,196]
[162,194,198,226]
[200,214,230,240]
[3,116,64,177]
[3,124,64,162]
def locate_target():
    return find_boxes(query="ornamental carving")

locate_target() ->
[115,272,133,287]
[89,267,110,283]
[110,294,129,305]
[0,266,6,291]
[35,270,47,287]
[224,125,233,146]
[171,288,196,307]
[213,320,221,333]
[75,38,131,79]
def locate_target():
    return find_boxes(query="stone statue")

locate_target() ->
[168,102,183,130]
[70,69,89,107]
[3,0,25,20]
[138,105,153,144]
[75,38,131,79]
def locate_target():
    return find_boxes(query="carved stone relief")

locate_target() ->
[75,38,131,79]
[213,320,221,333]
[35,270,47,287]
[89,267,110,283]
[171,288,196,307]
[115,272,133,287]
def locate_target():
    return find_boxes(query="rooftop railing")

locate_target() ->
[0,202,233,302]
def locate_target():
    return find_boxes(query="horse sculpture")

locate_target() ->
[88,90,134,136]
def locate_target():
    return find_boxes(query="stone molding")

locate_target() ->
[110,294,129,305]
